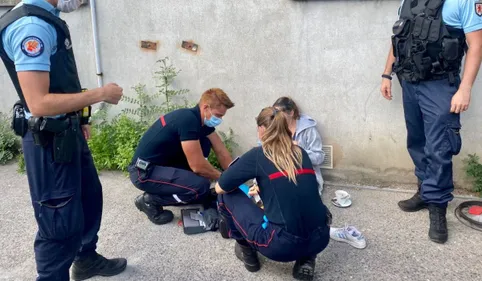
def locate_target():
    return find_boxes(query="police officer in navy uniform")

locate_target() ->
[214,107,331,281]
[0,1,127,280]
[380,0,482,243]
[129,88,235,225]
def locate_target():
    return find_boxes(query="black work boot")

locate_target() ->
[134,194,174,225]
[428,204,448,244]
[234,241,261,272]
[71,253,127,280]
[398,180,428,212]
[292,256,316,281]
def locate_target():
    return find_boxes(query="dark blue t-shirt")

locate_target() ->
[132,105,215,170]
[218,146,328,238]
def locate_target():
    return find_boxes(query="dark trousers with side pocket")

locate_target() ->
[23,129,103,281]
[217,190,330,263]
[401,78,462,205]
[129,137,212,206]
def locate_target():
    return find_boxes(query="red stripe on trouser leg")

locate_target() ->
[137,169,198,200]
[160,116,166,126]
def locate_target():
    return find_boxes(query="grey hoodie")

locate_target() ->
[293,114,325,195]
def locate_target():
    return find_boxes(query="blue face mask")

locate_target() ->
[204,109,223,128]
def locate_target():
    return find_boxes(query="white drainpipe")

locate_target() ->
[89,0,105,109]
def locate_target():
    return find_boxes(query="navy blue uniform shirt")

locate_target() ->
[132,105,215,169]
[219,146,328,238]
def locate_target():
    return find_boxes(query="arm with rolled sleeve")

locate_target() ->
[215,148,258,194]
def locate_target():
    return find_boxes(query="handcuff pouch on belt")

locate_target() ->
[11,100,28,137]
[28,115,79,164]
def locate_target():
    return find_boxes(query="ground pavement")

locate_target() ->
[0,163,481,281]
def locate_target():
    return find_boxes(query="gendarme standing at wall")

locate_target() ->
[380,0,482,244]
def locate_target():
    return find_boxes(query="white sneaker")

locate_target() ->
[330,225,367,249]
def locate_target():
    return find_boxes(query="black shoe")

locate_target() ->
[219,214,230,239]
[293,256,316,281]
[71,253,127,281]
[234,242,261,272]
[398,182,427,212]
[135,194,174,225]
[428,204,448,244]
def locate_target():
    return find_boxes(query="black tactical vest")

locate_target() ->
[391,0,467,84]
[0,4,82,113]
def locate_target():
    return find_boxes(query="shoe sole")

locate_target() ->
[429,234,448,244]
[292,263,314,281]
[330,235,367,249]
[293,270,314,281]
[397,202,428,213]
[71,263,127,281]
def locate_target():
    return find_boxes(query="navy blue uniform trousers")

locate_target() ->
[23,128,102,281]
[401,78,462,205]
[217,190,330,263]
[129,137,212,206]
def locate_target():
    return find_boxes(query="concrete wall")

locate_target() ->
[1,0,481,188]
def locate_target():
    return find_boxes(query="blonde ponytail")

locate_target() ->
[256,107,303,184]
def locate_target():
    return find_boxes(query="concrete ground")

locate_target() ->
[0,163,481,281]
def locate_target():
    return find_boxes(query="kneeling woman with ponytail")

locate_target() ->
[215,107,331,281]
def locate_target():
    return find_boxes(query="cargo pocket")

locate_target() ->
[36,192,83,240]
[446,124,462,155]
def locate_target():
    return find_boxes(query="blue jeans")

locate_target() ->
[217,190,330,262]
[401,78,462,205]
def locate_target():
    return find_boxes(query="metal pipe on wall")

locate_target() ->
[89,0,105,109]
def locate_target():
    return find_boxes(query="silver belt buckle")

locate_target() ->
[135,158,150,171]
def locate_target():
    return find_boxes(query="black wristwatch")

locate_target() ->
[382,74,392,80]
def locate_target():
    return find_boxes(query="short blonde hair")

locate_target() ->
[199,88,235,109]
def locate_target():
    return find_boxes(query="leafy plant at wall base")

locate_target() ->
[0,113,21,165]
[121,57,192,126]
[112,114,147,171]
[17,151,25,174]
[208,128,239,170]
[88,113,147,172]
[463,154,482,196]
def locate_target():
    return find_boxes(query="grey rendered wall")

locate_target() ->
[1,0,481,187]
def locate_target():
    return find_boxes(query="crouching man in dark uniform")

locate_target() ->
[129,88,235,225]
[0,0,127,280]
[381,0,482,243]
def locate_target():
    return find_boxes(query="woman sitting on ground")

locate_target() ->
[215,107,331,281]
[272,97,325,196]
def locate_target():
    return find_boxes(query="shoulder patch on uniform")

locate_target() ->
[476,1,482,17]
[20,36,44,57]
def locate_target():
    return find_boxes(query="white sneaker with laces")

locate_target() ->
[330,225,367,249]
